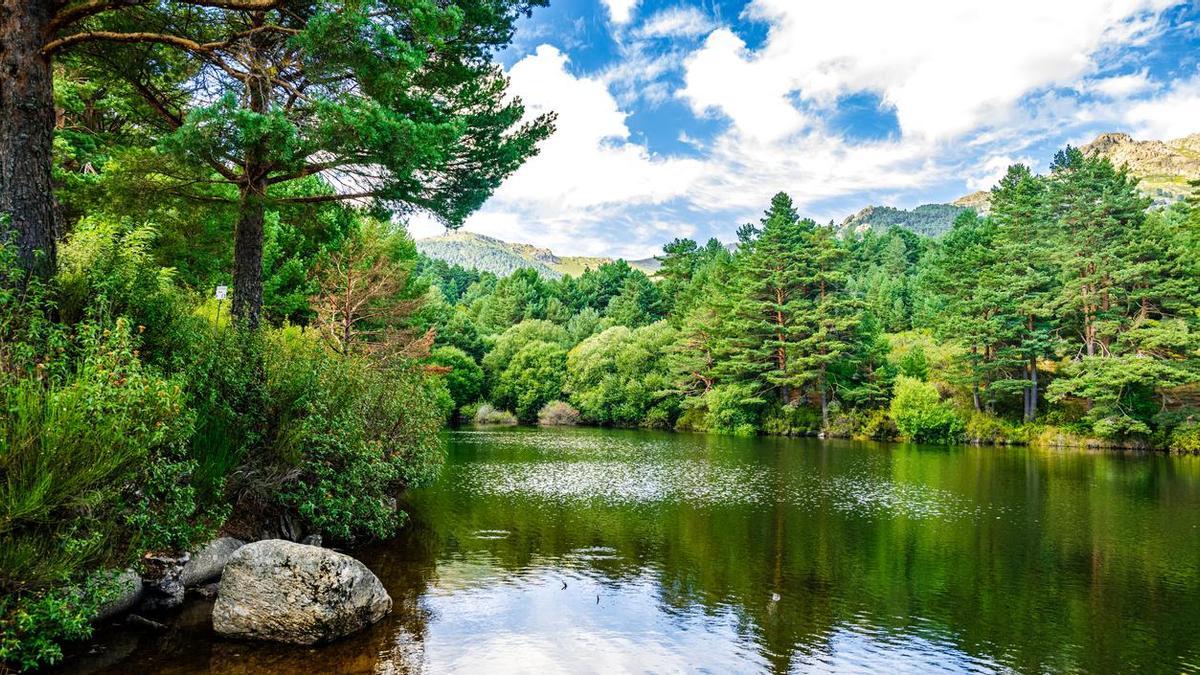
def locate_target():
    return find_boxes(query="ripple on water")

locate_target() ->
[455,453,990,524]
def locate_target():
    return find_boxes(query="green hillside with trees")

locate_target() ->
[414,148,1200,452]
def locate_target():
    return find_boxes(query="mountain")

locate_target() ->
[1082,132,1200,205]
[842,131,1200,237]
[415,231,661,278]
[839,203,968,237]
[952,191,992,214]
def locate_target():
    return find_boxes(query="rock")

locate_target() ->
[300,534,323,547]
[125,614,168,631]
[93,569,144,622]
[212,540,391,644]
[139,552,190,612]
[181,537,245,587]
[195,582,221,599]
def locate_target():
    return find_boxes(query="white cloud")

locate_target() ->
[601,0,639,25]
[680,0,1177,141]
[425,2,1190,258]
[966,155,1038,191]
[635,7,715,39]
[426,45,704,257]
[1124,76,1200,138]
[679,29,806,141]
[1086,70,1156,98]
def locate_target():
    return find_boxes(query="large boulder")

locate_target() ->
[93,569,144,622]
[212,540,391,644]
[181,537,245,587]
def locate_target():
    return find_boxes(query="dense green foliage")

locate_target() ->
[841,203,967,237]
[1,0,550,667]
[414,148,1200,452]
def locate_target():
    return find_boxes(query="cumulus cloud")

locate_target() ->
[413,46,704,257]
[1086,70,1156,98]
[413,1,1191,258]
[1124,76,1200,138]
[966,155,1039,191]
[601,0,639,25]
[681,0,1176,141]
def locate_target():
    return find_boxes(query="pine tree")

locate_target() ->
[718,192,814,404]
[987,164,1059,421]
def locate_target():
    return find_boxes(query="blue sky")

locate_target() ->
[408,0,1200,258]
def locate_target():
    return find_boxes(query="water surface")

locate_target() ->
[66,428,1200,673]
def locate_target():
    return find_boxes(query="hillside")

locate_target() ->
[1082,132,1200,205]
[841,131,1200,236]
[839,203,967,237]
[416,231,661,278]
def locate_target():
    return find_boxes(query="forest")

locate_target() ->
[1,0,1199,671]
[417,152,1200,450]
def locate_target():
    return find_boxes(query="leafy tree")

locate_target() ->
[491,340,567,422]
[890,375,963,443]
[480,319,569,393]
[565,322,679,427]
[429,345,484,410]
[5,0,553,323]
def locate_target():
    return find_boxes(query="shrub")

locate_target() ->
[538,400,581,426]
[1168,420,1200,454]
[705,383,761,435]
[473,402,518,426]
[889,375,963,443]
[491,340,567,423]
[963,412,1028,445]
[761,403,820,436]
[0,320,210,670]
[858,409,899,441]
[229,326,445,543]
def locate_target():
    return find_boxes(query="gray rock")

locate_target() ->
[300,534,323,547]
[212,540,391,644]
[93,569,144,622]
[139,552,189,612]
[181,537,245,587]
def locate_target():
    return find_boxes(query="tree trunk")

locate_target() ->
[1027,356,1038,423]
[231,15,269,327]
[232,183,265,327]
[0,0,60,281]
[818,383,829,429]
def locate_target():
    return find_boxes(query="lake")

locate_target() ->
[65,427,1200,674]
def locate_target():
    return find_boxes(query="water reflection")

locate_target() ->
[63,428,1200,674]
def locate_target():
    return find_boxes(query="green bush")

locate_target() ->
[762,403,820,436]
[491,340,567,423]
[428,345,483,411]
[1168,420,1200,454]
[0,319,210,669]
[472,402,518,425]
[705,383,761,435]
[889,375,963,443]
[238,326,444,542]
[538,400,580,426]
[963,412,1025,445]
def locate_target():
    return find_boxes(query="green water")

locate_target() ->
[66,427,1200,673]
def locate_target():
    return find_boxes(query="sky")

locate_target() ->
[407,0,1200,258]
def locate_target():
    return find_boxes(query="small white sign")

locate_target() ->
[215,285,228,300]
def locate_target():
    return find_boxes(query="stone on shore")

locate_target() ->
[181,537,245,587]
[93,569,144,622]
[212,540,391,645]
